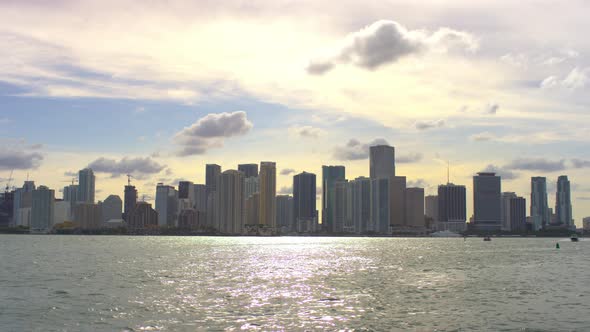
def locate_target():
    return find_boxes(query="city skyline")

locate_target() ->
[1,1,590,225]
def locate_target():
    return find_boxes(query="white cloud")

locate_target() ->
[289,125,325,138]
[88,156,166,177]
[174,111,253,156]
[541,67,590,89]
[333,138,389,160]
[414,119,445,130]
[307,20,477,74]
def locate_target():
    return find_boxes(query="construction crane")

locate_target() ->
[4,170,14,193]
[127,174,135,186]
[61,177,78,186]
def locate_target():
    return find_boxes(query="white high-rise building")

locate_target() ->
[31,186,55,233]
[215,170,245,234]
[155,184,178,227]
[78,168,95,204]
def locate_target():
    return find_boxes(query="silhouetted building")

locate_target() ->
[294,172,317,232]
[438,184,467,232]
[322,165,345,233]
[405,187,425,228]
[244,176,259,199]
[31,185,54,233]
[215,170,245,234]
[259,162,277,231]
[370,145,395,179]
[75,203,102,230]
[390,176,406,228]
[178,181,193,200]
[12,181,35,227]
[349,177,371,234]
[425,195,438,223]
[510,196,527,232]
[78,168,95,204]
[501,192,517,231]
[276,195,294,233]
[555,175,573,228]
[178,209,205,230]
[531,177,549,231]
[124,185,137,222]
[101,195,122,224]
[206,164,221,196]
[0,191,14,227]
[473,172,501,231]
[155,183,178,227]
[193,184,207,212]
[333,180,350,233]
[238,163,259,178]
[370,177,390,234]
[53,200,71,225]
[127,202,158,232]
[246,193,260,226]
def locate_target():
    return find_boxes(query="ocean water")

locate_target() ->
[0,235,588,331]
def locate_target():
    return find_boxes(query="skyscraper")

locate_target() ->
[78,168,95,204]
[192,184,207,212]
[437,184,467,232]
[389,176,406,228]
[370,177,390,234]
[178,181,194,200]
[501,192,517,231]
[322,165,345,233]
[12,181,35,227]
[349,177,371,234]
[101,195,122,223]
[31,185,55,233]
[244,176,259,199]
[425,195,438,223]
[555,175,573,228]
[206,164,222,197]
[75,203,102,230]
[333,180,350,233]
[215,170,245,234]
[531,177,549,231]
[370,145,395,179]
[259,162,277,230]
[293,171,317,232]
[63,184,78,204]
[473,172,501,231]
[124,184,137,222]
[155,183,178,227]
[238,163,259,178]
[127,202,158,233]
[276,195,294,232]
[510,196,527,232]
[405,187,425,228]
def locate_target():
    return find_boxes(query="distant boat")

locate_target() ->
[431,230,461,238]
[483,236,492,241]
[571,234,579,242]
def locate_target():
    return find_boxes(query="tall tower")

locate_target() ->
[322,165,345,233]
[555,175,572,227]
[78,168,95,204]
[215,170,245,234]
[531,177,548,231]
[473,172,502,231]
[437,183,467,232]
[31,185,55,233]
[206,164,222,197]
[370,145,395,179]
[293,172,317,231]
[155,183,178,227]
[259,162,277,230]
[124,185,138,222]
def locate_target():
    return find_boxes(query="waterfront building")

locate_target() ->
[276,195,294,233]
[437,184,467,232]
[206,164,221,197]
[322,165,345,233]
[294,171,317,232]
[31,185,54,233]
[510,196,527,232]
[390,176,406,228]
[101,195,122,224]
[155,184,178,227]
[215,170,245,234]
[259,162,277,230]
[473,172,501,231]
[238,163,259,178]
[124,185,137,222]
[75,203,102,230]
[370,145,395,179]
[78,168,95,204]
[531,177,549,231]
[349,177,371,234]
[501,192,517,231]
[555,175,573,228]
[127,202,158,232]
[405,187,425,228]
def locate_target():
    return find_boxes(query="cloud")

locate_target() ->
[481,164,518,180]
[0,149,43,170]
[289,125,325,138]
[396,153,422,164]
[504,158,566,172]
[541,67,590,89]
[484,102,499,115]
[307,20,477,74]
[88,156,166,177]
[571,159,590,168]
[174,111,253,156]
[577,197,590,201]
[280,168,296,176]
[333,138,389,160]
[470,132,496,142]
[278,186,292,195]
[63,171,77,177]
[407,178,428,188]
[28,143,44,150]
[414,119,445,130]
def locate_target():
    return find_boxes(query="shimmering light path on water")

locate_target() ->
[1,235,588,331]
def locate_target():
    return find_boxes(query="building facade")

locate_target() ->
[437,184,467,232]
[78,168,95,204]
[31,185,55,233]
[322,165,345,233]
[555,175,573,228]
[238,163,259,178]
[370,145,395,179]
[155,184,178,227]
[473,172,502,231]
[531,177,549,231]
[259,162,277,230]
[215,170,245,234]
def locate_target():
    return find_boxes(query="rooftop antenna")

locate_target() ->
[447,160,450,185]
[127,174,133,186]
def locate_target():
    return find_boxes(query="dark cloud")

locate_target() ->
[88,157,166,177]
[290,125,324,138]
[64,171,77,177]
[504,158,566,172]
[174,111,253,156]
[485,103,499,115]
[28,143,44,150]
[280,168,296,176]
[481,164,518,180]
[0,149,43,170]
[307,20,476,74]
[396,153,423,164]
[278,186,292,195]
[571,158,590,168]
[414,119,445,130]
[333,138,389,160]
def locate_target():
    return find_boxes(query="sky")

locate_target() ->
[1,0,589,225]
